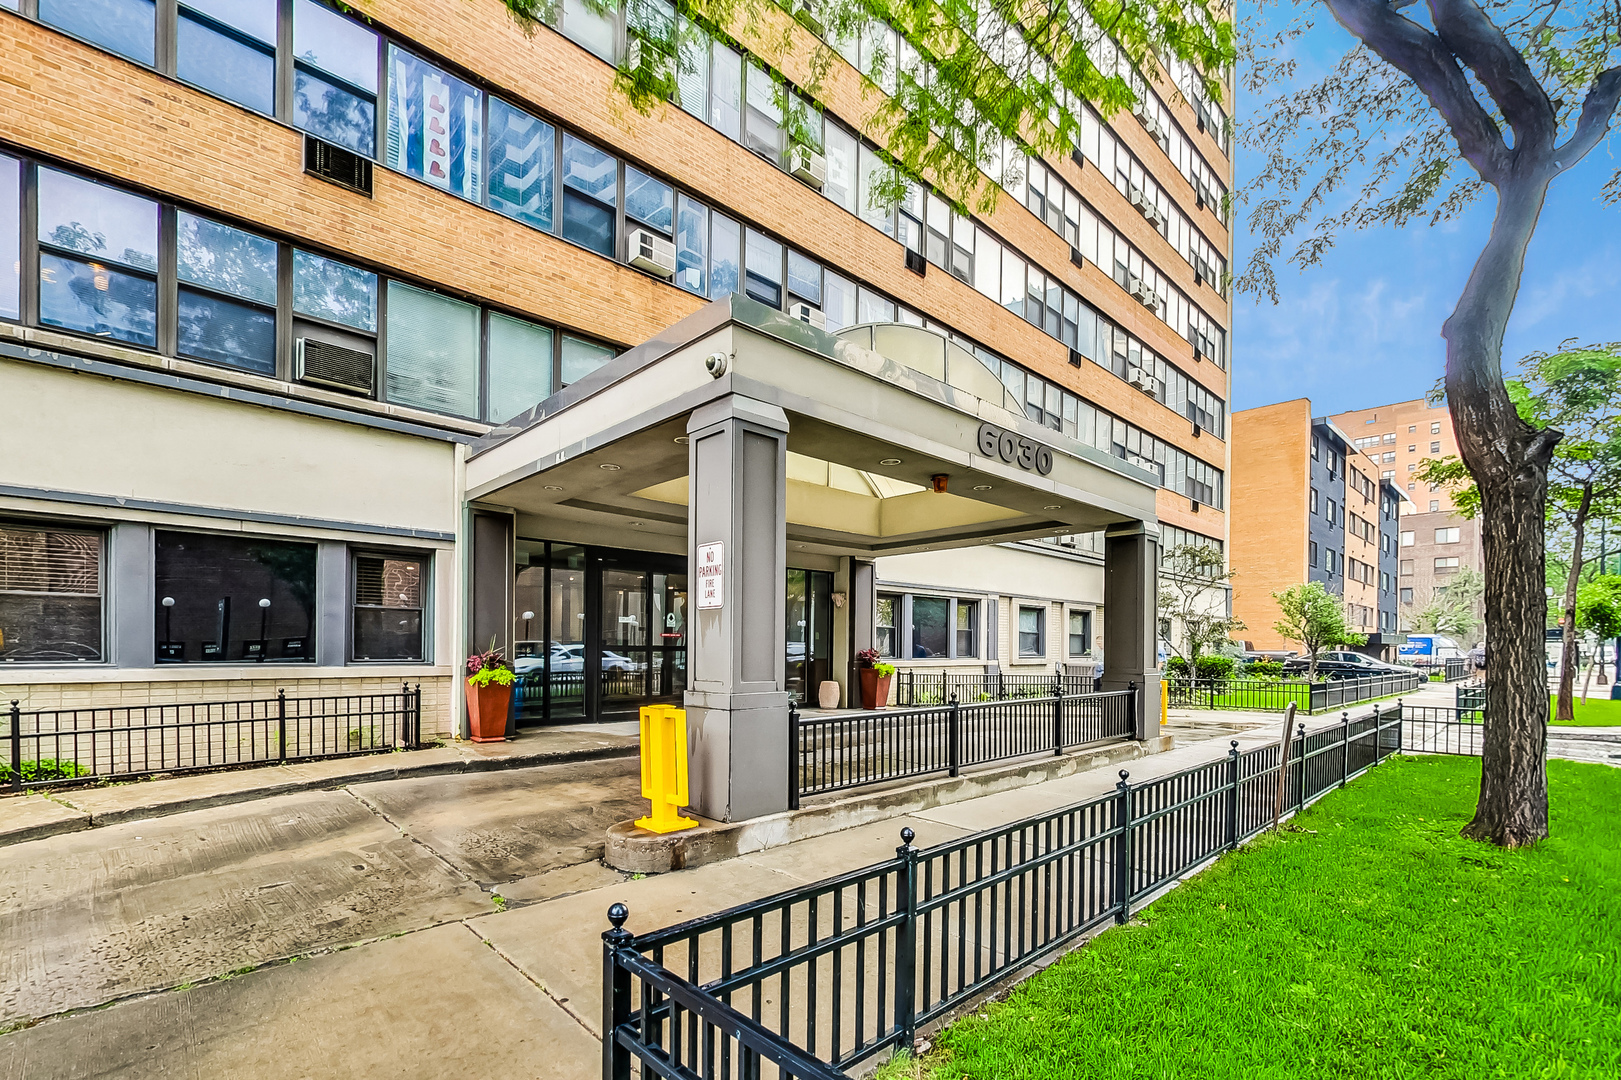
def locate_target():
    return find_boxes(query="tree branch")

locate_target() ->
[1320,0,1509,181]
[1554,66,1621,166]
[1427,0,1556,154]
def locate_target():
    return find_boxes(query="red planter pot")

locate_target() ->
[858,669,892,710]
[466,679,512,742]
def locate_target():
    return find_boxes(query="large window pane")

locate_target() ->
[744,230,782,309]
[385,282,480,417]
[40,0,154,65]
[154,531,316,663]
[856,145,894,236]
[709,213,740,299]
[910,596,948,659]
[625,168,673,234]
[787,251,820,305]
[293,0,379,156]
[294,0,378,91]
[956,601,977,657]
[676,18,708,119]
[178,2,275,114]
[487,312,553,422]
[823,272,855,331]
[178,213,278,305]
[295,68,376,157]
[857,287,894,323]
[0,523,102,663]
[876,595,897,658]
[823,123,857,213]
[178,289,275,373]
[561,136,617,256]
[293,250,377,330]
[561,0,617,61]
[352,554,425,661]
[561,191,614,255]
[675,195,707,295]
[386,47,483,200]
[560,335,615,386]
[710,43,742,141]
[487,100,555,231]
[37,169,158,271]
[39,254,157,347]
[0,155,17,321]
[1018,606,1044,657]
[744,64,783,161]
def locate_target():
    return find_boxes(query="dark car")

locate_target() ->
[1283,651,1418,680]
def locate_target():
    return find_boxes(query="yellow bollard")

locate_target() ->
[1161,679,1169,726]
[635,705,698,834]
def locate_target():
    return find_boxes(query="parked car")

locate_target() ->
[1283,651,1418,680]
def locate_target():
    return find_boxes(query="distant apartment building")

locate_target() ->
[1329,399,1484,636]
[1230,400,1407,660]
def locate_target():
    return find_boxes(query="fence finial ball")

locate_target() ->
[1119,769,1130,781]
[607,902,629,929]
[900,827,915,846]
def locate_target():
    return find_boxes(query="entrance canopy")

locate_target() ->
[466,296,1161,556]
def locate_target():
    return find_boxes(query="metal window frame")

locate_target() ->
[348,546,432,664]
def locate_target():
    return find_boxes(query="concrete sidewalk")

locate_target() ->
[0,723,639,848]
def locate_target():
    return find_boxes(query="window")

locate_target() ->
[1435,527,1460,544]
[154,531,316,662]
[857,145,895,237]
[1017,605,1045,657]
[387,48,483,201]
[625,168,674,238]
[487,100,556,231]
[560,136,617,257]
[823,123,857,213]
[1435,557,1460,572]
[823,272,855,331]
[675,195,708,294]
[709,42,742,141]
[957,601,978,658]
[675,16,708,120]
[1400,587,1413,604]
[744,229,783,308]
[293,249,377,331]
[709,213,740,299]
[1409,425,1416,433]
[177,0,276,115]
[385,282,480,417]
[743,64,783,162]
[1311,436,1320,460]
[1400,560,1414,575]
[876,594,898,657]
[1431,422,1441,434]
[1310,487,1318,515]
[292,0,379,157]
[1430,500,1441,513]
[1068,609,1091,656]
[1384,433,1395,444]
[0,154,16,320]
[487,312,553,423]
[40,0,155,65]
[37,168,159,348]
[560,334,615,386]
[352,553,426,661]
[0,521,104,663]
[1430,441,1441,454]
[1382,470,1394,480]
[1408,444,1417,453]
[1382,451,1395,464]
[910,596,948,658]
[560,0,615,62]
[176,213,278,374]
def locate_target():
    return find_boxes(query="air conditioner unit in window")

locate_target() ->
[628,228,677,278]
[1192,421,1202,438]
[304,135,372,196]
[788,301,827,329]
[904,247,927,276]
[1130,279,1157,308]
[788,145,827,190]
[1126,365,1149,390]
[295,337,374,394]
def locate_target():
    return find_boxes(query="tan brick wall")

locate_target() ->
[1230,400,1311,652]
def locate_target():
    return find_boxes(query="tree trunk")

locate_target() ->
[1555,483,1592,723]
[1444,173,1559,848]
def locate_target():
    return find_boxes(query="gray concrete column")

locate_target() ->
[1103,522,1160,740]
[108,522,154,669]
[316,541,348,668]
[684,395,790,822]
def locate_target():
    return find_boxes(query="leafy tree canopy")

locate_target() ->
[1271,580,1367,678]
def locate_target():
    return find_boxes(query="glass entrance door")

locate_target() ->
[786,569,834,704]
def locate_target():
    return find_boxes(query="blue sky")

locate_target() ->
[1231,20,1621,414]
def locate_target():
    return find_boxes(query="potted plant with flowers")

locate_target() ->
[465,643,515,742]
[855,648,896,710]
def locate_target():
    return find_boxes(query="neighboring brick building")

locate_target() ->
[1230,401,1407,660]
[1329,398,1484,637]
[0,1,1231,734]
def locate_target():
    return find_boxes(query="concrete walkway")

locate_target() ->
[0,723,640,848]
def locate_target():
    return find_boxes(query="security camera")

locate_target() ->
[705,352,729,378]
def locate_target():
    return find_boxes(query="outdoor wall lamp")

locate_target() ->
[257,598,271,662]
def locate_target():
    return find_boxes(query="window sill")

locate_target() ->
[0,664,453,686]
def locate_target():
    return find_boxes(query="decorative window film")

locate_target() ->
[387,48,483,201]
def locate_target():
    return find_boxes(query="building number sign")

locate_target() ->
[696,541,724,609]
[977,423,1054,476]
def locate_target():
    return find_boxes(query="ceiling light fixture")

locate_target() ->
[1043,504,1063,510]
[543,485,564,491]
[599,463,621,471]
[972,484,992,491]
[674,436,690,444]
[879,457,902,466]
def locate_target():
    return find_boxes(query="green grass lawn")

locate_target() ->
[1456,695,1621,727]
[882,755,1620,1080]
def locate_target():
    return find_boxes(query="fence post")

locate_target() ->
[1394,698,1404,755]
[277,689,287,764]
[895,827,921,1050]
[1052,675,1063,757]
[8,701,20,793]
[947,693,961,778]
[1114,770,1133,923]
[1295,722,1307,809]
[787,701,801,811]
[412,683,422,747]
[602,903,634,1080]
[1126,681,1138,740]
[1225,740,1240,850]
[1341,709,1352,786]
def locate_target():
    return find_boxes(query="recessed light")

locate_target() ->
[543,485,564,491]
[599,463,621,471]
[628,521,644,526]
[674,436,690,444]
[879,458,902,466]
[973,484,993,491]
[1043,504,1063,510]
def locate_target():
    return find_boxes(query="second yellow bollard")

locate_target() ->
[1161,679,1169,726]
[635,704,698,834]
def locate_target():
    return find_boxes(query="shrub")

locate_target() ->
[0,758,88,784]
[1245,659,1284,679]
[1164,656,1191,678]
[1194,655,1237,680]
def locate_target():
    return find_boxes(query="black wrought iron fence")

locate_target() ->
[1167,671,1425,714]
[1455,680,1486,713]
[1401,704,1484,756]
[5,683,421,791]
[604,704,1406,1078]
[891,671,1099,707]
[789,690,1135,806]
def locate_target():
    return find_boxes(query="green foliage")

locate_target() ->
[1193,654,1236,680]
[883,756,1621,1080]
[1270,581,1366,679]
[874,661,897,678]
[467,666,517,688]
[1157,543,1245,669]
[1243,659,1283,679]
[1409,567,1485,643]
[1163,656,1190,678]
[0,758,88,785]
[1576,575,1621,640]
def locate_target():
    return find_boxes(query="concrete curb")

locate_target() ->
[606,735,1175,874]
[0,741,640,847]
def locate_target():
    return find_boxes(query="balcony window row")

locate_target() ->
[0,155,616,423]
[0,519,429,665]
